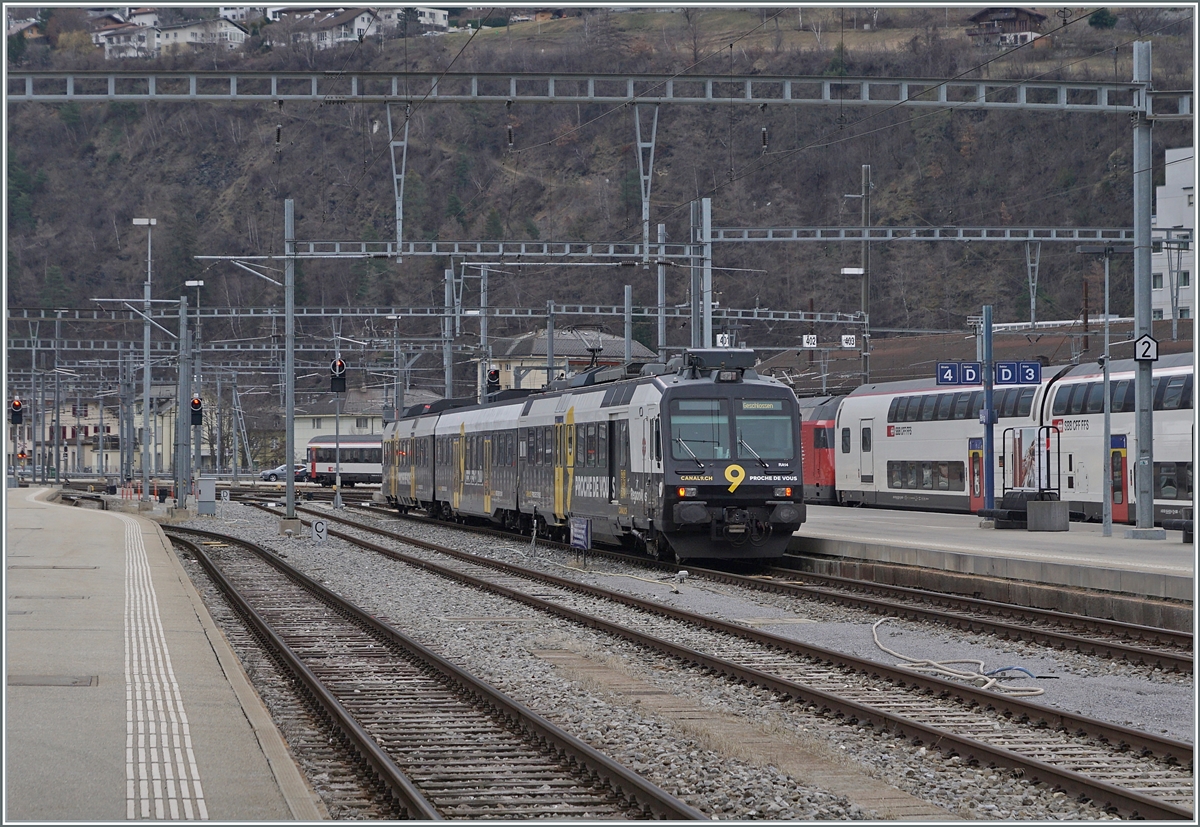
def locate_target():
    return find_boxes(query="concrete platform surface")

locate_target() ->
[789,505,1194,603]
[5,487,325,821]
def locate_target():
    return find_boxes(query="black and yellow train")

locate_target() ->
[382,349,806,561]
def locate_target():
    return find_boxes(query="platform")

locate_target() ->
[5,487,325,821]
[788,506,1194,622]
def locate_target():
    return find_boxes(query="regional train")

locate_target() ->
[382,349,806,561]
[307,434,384,486]
[801,353,1193,525]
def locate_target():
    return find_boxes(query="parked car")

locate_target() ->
[260,464,307,482]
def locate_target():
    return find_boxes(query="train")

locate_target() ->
[382,349,806,561]
[306,434,384,486]
[801,353,1193,525]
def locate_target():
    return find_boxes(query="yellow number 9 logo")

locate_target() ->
[725,464,746,493]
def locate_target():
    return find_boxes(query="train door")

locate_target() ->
[612,419,631,525]
[968,438,984,513]
[1110,435,1129,523]
[858,419,874,485]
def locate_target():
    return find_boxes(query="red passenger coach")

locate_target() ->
[797,396,841,505]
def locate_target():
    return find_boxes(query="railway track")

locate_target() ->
[261,504,1194,819]
[164,526,706,821]
[325,499,1193,676]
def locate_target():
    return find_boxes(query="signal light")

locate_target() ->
[190,396,203,425]
[486,367,500,395]
[774,486,793,498]
[331,358,347,393]
[10,398,23,425]
[677,487,697,498]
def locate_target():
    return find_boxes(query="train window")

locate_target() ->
[532,429,541,466]
[905,397,921,423]
[1182,375,1194,410]
[946,462,965,491]
[1159,375,1187,410]
[586,423,596,466]
[598,423,608,469]
[654,419,662,462]
[1084,383,1105,414]
[935,394,954,420]
[889,462,902,488]
[951,392,970,420]
[1015,387,1035,417]
[1151,377,1164,409]
[545,426,554,464]
[967,391,984,420]
[860,427,872,453]
[575,425,585,467]
[892,397,908,422]
[841,428,851,454]
[669,399,732,460]
[1108,380,1129,414]
[736,399,794,460]
[1052,386,1071,416]
[1154,461,1192,500]
[917,396,936,422]
[1067,384,1087,415]
[617,421,629,467]
[920,462,933,489]
[813,427,834,449]
[887,398,901,423]
[905,462,918,489]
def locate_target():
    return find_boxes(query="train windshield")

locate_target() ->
[735,399,795,460]
[669,399,731,460]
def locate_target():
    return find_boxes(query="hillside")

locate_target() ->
[6,7,1194,383]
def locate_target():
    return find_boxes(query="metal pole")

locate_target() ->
[98,385,105,475]
[690,201,701,350]
[982,305,995,511]
[192,306,201,481]
[334,392,343,509]
[444,268,454,398]
[861,164,871,384]
[480,266,489,403]
[1129,41,1158,537]
[701,197,713,349]
[138,220,154,500]
[231,376,240,485]
[657,223,667,362]
[546,301,555,385]
[215,374,222,474]
[284,199,296,520]
[1102,252,1113,537]
[624,284,633,364]
[53,315,61,484]
[75,389,82,473]
[175,296,189,505]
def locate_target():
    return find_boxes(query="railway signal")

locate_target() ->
[10,398,23,425]
[486,367,501,396]
[190,396,203,425]
[331,358,347,393]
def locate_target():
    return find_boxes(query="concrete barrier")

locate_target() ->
[1027,499,1069,531]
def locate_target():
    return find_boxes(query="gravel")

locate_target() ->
[173,501,1192,819]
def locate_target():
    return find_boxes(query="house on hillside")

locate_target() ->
[266,7,379,49]
[1152,147,1195,322]
[965,7,1048,48]
[488,327,657,391]
[94,21,154,58]
[155,17,249,53]
[126,8,159,28]
[7,19,45,44]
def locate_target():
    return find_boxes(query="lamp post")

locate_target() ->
[133,218,155,500]
[186,280,204,483]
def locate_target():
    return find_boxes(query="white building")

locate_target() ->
[94,21,154,58]
[155,17,249,53]
[267,7,379,49]
[1152,147,1195,321]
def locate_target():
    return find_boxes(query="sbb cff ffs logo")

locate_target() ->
[331,358,347,393]
[10,398,23,425]
[190,396,203,425]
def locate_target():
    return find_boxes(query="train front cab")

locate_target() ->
[659,360,805,560]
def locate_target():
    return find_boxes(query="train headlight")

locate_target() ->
[677,487,698,498]
[773,486,793,498]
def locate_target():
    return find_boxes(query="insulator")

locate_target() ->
[761,126,768,152]
[507,125,514,148]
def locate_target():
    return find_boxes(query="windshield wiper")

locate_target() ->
[675,436,705,468]
[738,435,770,469]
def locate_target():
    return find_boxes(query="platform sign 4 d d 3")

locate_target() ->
[994,361,1043,385]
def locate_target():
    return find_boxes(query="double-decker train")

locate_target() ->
[800,353,1193,524]
[307,434,384,486]
[382,349,806,561]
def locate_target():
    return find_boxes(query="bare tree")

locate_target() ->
[682,8,705,64]
[1123,7,1168,36]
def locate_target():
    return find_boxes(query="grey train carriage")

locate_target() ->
[382,349,806,561]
